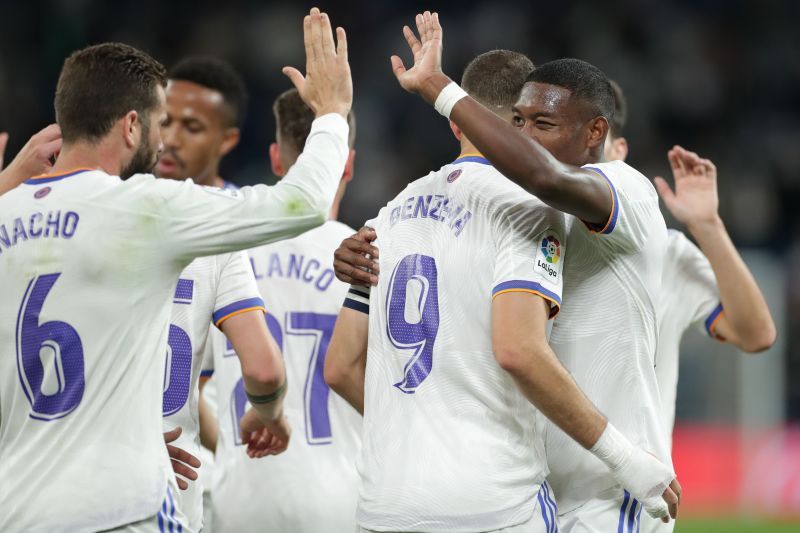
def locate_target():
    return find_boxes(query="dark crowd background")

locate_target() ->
[1,0,799,422]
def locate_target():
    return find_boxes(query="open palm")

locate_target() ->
[391,11,444,94]
[654,145,719,227]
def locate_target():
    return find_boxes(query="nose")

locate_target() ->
[161,122,180,149]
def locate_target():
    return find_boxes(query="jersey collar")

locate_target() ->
[25,167,95,185]
[452,152,491,166]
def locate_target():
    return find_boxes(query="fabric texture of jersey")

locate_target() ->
[655,229,721,443]
[210,221,363,533]
[162,251,263,531]
[0,113,349,531]
[352,156,567,532]
[545,160,673,515]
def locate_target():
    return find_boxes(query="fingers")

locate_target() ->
[282,66,306,94]
[357,226,378,245]
[415,13,425,44]
[34,123,61,143]
[403,25,422,56]
[653,176,676,205]
[391,56,407,80]
[166,443,201,468]
[175,476,188,491]
[37,138,62,166]
[302,15,315,68]
[662,485,679,521]
[170,457,199,482]
[309,9,325,66]
[432,12,443,41]
[336,27,348,61]
[163,426,182,444]
[319,12,335,58]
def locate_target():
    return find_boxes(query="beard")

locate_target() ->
[120,122,159,180]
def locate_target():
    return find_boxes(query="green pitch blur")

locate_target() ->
[675,518,800,532]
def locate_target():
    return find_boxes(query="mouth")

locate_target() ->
[156,155,180,175]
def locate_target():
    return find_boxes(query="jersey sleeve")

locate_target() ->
[670,232,725,340]
[135,113,349,261]
[580,161,662,253]
[212,251,265,329]
[491,197,567,318]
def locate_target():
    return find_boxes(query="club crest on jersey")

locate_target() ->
[446,169,462,183]
[535,235,561,280]
[34,187,51,199]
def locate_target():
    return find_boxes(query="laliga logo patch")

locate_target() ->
[34,187,51,199]
[535,235,561,280]
[446,169,462,183]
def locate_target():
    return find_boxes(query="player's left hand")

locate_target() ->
[654,145,719,230]
[240,408,292,458]
[164,426,201,490]
[391,11,445,99]
[333,226,379,286]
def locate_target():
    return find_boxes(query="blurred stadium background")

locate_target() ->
[2,0,798,530]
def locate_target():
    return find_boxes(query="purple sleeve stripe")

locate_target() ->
[343,297,369,314]
[704,303,725,337]
[583,166,619,235]
[212,297,266,325]
[200,369,214,378]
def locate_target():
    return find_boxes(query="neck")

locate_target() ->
[50,141,122,177]
[328,180,347,221]
[458,139,481,158]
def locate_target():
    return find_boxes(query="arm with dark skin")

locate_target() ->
[390,12,612,226]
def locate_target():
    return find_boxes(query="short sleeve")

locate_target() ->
[491,199,567,318]
[212,251,266,328]
[580,161,663,253]
[669,233,725,340]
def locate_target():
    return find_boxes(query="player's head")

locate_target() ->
[55,42,167,179]
[269,88,356,219]
[156,57,247,185]
[603,79,629,162]
[453,50,534,144]
[513,58,614,167]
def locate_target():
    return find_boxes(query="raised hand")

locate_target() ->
[391,11,445,97]
[0,124,62,195]
[240,408,292,458]
[283,7,352,118]
[654,145,719,229]
[163,426,201,490]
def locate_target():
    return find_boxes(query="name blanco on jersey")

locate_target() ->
[249,252,336,293]
[388,194,473,237]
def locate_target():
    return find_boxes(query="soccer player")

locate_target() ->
[325,49,674,533]
[0,124,63,195]
[152,56,286,532]
[336,11,680,529]
[0,8,352,531]
[604,83,776,533]
[204,87,361,532]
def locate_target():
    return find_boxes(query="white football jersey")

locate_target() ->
[210,221,363,533]
[544,160,672,514]
[655,229,722,442]
[0,113,349,531]
[162,251,263,531]
[350,156,568,532]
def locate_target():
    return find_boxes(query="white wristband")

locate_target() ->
[590,422,634,472]
[433,82,468,119]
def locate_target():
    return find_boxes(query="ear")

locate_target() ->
[449,120,462,142]
[269,143,284,176]
[219,128,241,157]
[586,116,608,149]
[612,137,629,161]
[122,110,139,149]
[341,149,356,184]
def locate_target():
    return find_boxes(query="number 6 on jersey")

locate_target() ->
[387,254,439,393]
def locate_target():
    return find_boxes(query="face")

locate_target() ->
[155,80,236,184]
[511,82,606,166]
[121,86,166,179]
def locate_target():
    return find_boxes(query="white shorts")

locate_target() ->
[558,490,645,533]
[638,512,675,533]
[102,486,192,533]
[358,481,560,533]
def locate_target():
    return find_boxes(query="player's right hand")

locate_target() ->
[391,11,445,96]
[333,226,380,286]
[613,447,680,522]
[240,408,292,458]
[283,7,352,119]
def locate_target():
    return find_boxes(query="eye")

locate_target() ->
[535,120,556,129]
[512,115,524,128]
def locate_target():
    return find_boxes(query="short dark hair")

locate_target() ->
[55,43,166,144]
[527,58,615,123]
[168,57,248,128]
[273,88,356,152]
[461,50,534,111]
[608,79,627,139]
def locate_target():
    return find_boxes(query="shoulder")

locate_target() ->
[583,160,657,200]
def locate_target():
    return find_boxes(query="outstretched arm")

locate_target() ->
[655,146,776,352]
[390,12,612,225]
[493,292,680,522]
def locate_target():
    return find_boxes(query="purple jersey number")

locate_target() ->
[231,311,336,446]
[16,273,85,421]
[386,254,439,393]
[162,280,194,416]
